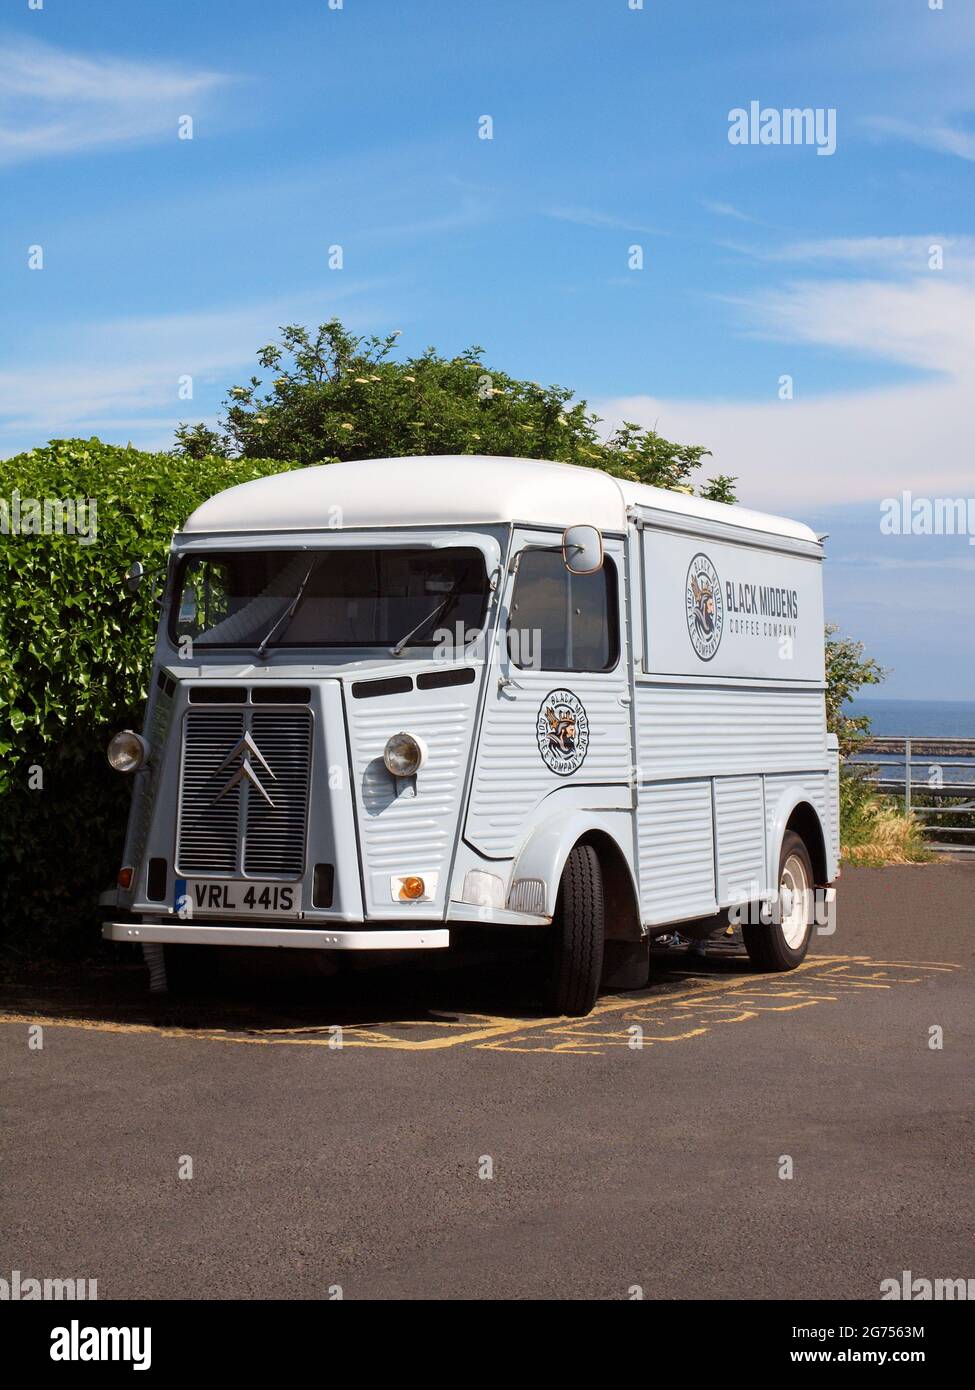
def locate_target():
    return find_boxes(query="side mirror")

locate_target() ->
[562,524,604,575]
[125,561,145,594]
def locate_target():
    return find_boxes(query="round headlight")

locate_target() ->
[383,732,427,778]
[107,730,149,773]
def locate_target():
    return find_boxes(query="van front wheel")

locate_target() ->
[743,831,814,972]
[548,844,605,1016]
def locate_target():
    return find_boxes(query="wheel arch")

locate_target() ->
[576,828,642,942]
[510,810,641,939]
[767,788,830,887]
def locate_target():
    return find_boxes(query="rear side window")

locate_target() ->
[508,550,618,671]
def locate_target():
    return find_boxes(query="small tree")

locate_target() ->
[825,625,887,758]
[174,319,736,501]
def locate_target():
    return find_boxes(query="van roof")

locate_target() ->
[181,454,819,544]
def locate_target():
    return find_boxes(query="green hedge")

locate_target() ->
[0,439,300,957]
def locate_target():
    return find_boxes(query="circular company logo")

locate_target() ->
[685,553,724,661]
[536,689,590,776]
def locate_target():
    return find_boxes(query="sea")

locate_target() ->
[846,699,975,794]
[848,699,975,739]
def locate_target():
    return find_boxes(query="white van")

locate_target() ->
[103,455,839,1016]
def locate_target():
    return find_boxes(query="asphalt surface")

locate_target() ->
[2,863,973,1301]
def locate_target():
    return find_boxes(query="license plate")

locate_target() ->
[174,878,302,918]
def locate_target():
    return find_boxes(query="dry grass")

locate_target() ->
[842,802,934,867]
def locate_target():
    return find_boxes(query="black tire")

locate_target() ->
[548,844,605,1016]
[161,943,219,997]
[743,831,814,972]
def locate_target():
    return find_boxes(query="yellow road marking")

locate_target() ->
[475,958,960,1054]
[0,955,960,1056]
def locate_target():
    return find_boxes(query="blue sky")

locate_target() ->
[1,0,973,699]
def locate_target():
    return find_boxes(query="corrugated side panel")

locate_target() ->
[714,775,767,904]
[635,684,826,779]
[347,684,478,915]
[636,780,716,924]
[827,751,840,873]
[464,671,632,858]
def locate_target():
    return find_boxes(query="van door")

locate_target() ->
[464,531,632,861]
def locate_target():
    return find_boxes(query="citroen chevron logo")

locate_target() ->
[212,731,277,808]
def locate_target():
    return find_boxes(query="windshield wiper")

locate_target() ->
[256,560,317,658]
[390,593,455,657]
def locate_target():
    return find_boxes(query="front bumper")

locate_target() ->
[102,921,449,951]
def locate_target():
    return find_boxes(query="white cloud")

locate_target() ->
[702,201,762,225]
[864,115,975,163]
[596,379,971,515]
[0,37,229,163]
[760,235,975,273]
[545,206,661,235]
[594,237,975,514]
[0,286,390,452]
[732,275,975,372]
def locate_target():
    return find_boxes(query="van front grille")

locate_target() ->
[177,711,244,874]
[243,712,312,876]
[176,708,312,878]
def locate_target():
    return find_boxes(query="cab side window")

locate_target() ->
[508,550,619,671]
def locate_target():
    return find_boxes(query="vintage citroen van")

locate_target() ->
[102,455,839,1016]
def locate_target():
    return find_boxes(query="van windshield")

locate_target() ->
[171,548,489,650]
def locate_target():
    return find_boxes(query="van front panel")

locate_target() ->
[343,669,483,918]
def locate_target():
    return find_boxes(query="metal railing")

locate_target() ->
[850,737,975,853]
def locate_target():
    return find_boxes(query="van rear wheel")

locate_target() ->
[743,831,814,972]
[548,844,605,1016]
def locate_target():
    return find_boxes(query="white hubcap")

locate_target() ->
[779,853,810,950]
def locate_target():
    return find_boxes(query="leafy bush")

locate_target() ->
[0,439,299,956]
[839,767,879,847]
[829,635,930,864]
[840,770,931,866]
